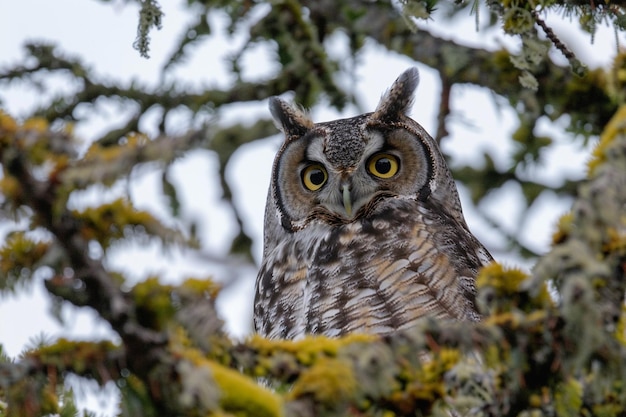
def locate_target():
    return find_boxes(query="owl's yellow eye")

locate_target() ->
[302,164,328,191]
[368,153,399,179]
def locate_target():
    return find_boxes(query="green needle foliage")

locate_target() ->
[1,1,625,416]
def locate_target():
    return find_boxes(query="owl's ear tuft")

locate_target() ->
[269,97,314,138]
[371,67,420,122]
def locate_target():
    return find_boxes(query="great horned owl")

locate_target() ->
[254,68,493,339]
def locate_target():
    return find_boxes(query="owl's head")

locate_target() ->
[267,68,465,232]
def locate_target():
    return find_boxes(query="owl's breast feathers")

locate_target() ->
[254,197,492,339]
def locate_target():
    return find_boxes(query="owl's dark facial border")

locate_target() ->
[272,131,324,231]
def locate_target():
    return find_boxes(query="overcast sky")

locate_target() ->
[0,1,623,414]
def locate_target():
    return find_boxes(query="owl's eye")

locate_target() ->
[302,164,328,191]
[368,153,399,179]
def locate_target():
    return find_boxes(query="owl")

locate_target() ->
[254,68,493,339]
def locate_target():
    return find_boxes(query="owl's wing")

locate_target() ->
[254,237,314,339]
[368,219,489,326]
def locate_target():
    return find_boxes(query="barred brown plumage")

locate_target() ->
[254,68,493,339]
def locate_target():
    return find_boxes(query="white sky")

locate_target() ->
[0,1,622,414]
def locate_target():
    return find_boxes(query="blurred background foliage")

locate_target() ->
[0,0,625,416]
[2,0,624,262]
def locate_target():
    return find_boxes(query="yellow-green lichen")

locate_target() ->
[132,277,176,330]
[82,132,148,163]
[414,348,461,400]
[8,378,60,417]
[591,403,624,417]
[248,333,377,366]
[0,176,21,200]
[554,378,583,417]
[31,339,120,377]
[21,117,49,133]
[603,227,626,254]
[552,212,574,245]
[0,110,18,133]
[615,305,626,346]
[0,233,51,291]
[179,347,284,417]
[588,105,626,176]
[288,357,356,406]
[6,116,71,167]
[382,348,462,415]
[179,277,221,299]
[483,311,523,328]
[483,343,506,369]
[477,263,529,295]
[477,263,552,314]
[72,198,163,248]
[529,392,543,408]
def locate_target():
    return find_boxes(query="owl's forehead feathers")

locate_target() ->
[309,115,371,169]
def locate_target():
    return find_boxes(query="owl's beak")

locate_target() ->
[342,183,353,217]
